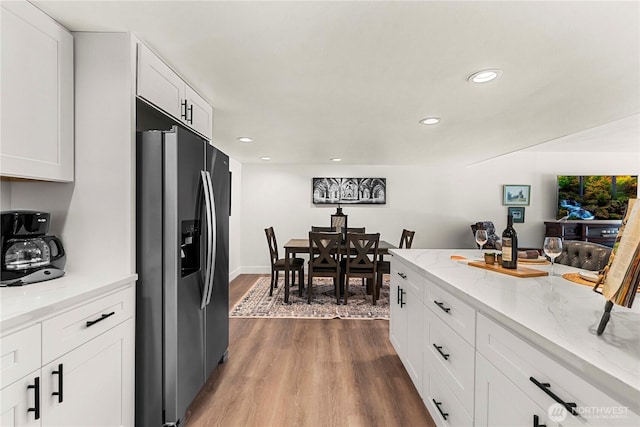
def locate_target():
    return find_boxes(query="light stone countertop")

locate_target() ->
[0,272,138,333]
[390,249,640,414]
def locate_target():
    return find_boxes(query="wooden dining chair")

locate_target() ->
[265,227,305,297]
[307,231,342,304]
[344,232,380,305]
[346,227,366,285]
[311,226,335,232]
[376,229,415,294]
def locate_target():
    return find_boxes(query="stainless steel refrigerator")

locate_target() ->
[135,126,229,427]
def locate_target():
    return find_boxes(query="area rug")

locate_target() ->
[230,276,390,319]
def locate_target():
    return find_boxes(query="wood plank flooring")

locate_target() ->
[184,274,435,427]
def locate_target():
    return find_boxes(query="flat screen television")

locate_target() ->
[556,175,638,220]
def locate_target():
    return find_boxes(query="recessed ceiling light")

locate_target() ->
[237,137,253,143]
[467,69,502,83]
[419,117,440,125]
[260,156,271,161]
[331,158,342,162]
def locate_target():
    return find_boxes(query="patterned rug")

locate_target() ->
[229,276,390,319]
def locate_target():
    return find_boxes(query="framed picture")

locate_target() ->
[503,184,531,206]
[508,206,525,223]
[312,178,386,204]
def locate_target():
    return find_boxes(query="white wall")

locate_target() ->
[239,123,639,273]
[228,157,243,280]
[6,33,136,277]
[0,181,11,211]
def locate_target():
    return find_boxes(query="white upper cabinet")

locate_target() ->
[0,1,74,182]
[136,43,184,120]
[185,85,213,139]
[136,43,213,139]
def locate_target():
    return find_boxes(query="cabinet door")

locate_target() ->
[41,319,134,427]
[389,283,407,361]
[1,373,41,427]
[475,354,578,427]
[137,43,185,120]
[405,288,423,393]
[185,85,213,139]
[0,1,73,182]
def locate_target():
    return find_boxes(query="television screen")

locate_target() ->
[556,175,638,220]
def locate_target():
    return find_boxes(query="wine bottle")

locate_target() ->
[501,214,518,269]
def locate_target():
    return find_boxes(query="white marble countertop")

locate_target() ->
[390,249,640,414]
[0,272,138,333]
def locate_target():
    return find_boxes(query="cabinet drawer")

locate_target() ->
[423,365,473,427]
[426,283,475,346]
[424,308,474,415]
[391,259,425,301]
[42,286,134,364]
[477,314,639,427]
[0,324,41,387]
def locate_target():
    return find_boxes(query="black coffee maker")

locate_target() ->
[1,210,66,286]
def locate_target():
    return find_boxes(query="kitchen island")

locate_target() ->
[390,249,639,427]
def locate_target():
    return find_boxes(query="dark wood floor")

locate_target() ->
[184,274,435,427]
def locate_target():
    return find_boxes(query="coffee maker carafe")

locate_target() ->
[1,210,66,285]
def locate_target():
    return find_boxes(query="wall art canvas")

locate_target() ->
[503,184,531,206]
[313,178,386,204]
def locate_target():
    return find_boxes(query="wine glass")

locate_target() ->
[475,229,488,259]
[543,237,563,276]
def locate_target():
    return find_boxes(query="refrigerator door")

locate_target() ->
[136,130,165,427]
[204,144,230,376]
[162,126,207,424]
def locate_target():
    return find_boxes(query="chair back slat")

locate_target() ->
[345,233,380,272]
[311,226,335,232]
[309,232,341,268]
[347,227,365,233]
[265,226,279,262]
[400,229,415,249]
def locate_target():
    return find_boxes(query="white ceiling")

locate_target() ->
[32,0,640,166]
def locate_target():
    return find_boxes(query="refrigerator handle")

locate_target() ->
[204,170,217,305]
[200,170,214,310]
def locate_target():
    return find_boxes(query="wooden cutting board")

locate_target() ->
[468,261,548,278]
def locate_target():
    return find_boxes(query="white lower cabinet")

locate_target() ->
[390,261,424,392]
[390,255,639,427]
[1,373,40,427]
[0,284,134,427]
[423,365,473,427]
[475,353,574,427]
[424,306,475,416]
[476,313,639,427]
[41,320,134,426]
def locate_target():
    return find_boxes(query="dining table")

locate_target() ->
[282,238,397,303]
